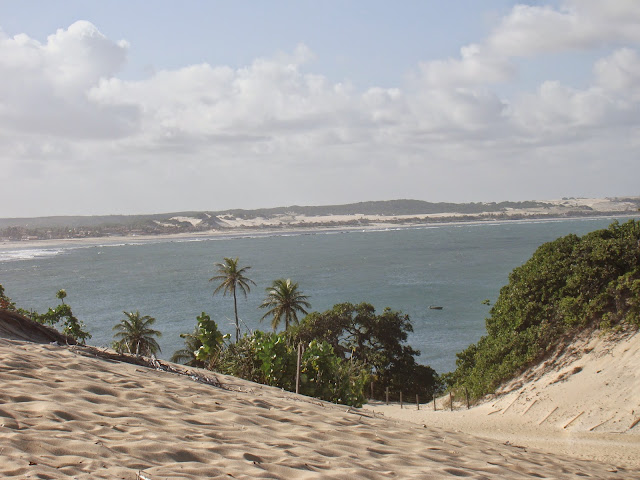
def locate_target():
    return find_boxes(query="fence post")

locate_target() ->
[400,391,403,409]
[295,343,302,394]
[433,394,436,411]
[385,387,389,405]
[370,381,374,400]
[450,391,453,411]
[465,388,470,410]
[416,394,419,410]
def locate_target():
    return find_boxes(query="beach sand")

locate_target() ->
[369,329,640,471]
[1,335,637,479]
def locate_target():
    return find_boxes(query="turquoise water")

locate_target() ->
[0,217,635,374]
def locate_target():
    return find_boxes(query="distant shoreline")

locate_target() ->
[2,211,639,251]
[2,197,639,246]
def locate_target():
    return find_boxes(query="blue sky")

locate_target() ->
[1,1,639,217]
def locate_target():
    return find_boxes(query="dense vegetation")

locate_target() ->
[447,220,640,399]
[170,302,437,407]
[287,303,439,401]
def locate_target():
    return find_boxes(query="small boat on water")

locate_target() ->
[429,305,443,310]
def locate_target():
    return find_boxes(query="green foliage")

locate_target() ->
[171,312,228,367]
[112,311,162,356]
[56,289,67,303]
[259,278,311,331]
[299,340,369,407]
[288,302,440,400]
[1,284,91,344]
[170,326,204,367]
[217,331,369,406]
[32,290,91,345]
[194,312,227,367]
[0,284,16,311]
[450,220,640,398]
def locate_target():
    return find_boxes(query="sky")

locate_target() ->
[1,1,639,218]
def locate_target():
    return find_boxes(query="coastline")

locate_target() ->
[2,211,639,252]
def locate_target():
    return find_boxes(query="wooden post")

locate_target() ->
[433,394,436,411]
[465,388,470,410]
[416,394,419,410]
[295,343,302,394]
[370,381,374,400]
[400,391,403,409]
[385,387,389,405]
[450,391,453,411]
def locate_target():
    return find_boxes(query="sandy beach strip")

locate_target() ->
[369,329,640,470]
[3,210,640,255]
[0,337,637,479]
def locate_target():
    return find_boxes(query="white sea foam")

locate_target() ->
[0,248,67,262]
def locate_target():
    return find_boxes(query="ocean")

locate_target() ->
[0,216,635,374]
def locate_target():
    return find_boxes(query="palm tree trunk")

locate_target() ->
[233,287,239,343]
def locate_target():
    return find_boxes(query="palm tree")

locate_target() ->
[56,289,67,304]
[259,278,311,331]
[210,257,255,342]
[170,327,204,367]
[112,311,162,356]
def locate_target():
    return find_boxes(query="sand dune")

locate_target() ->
[1,336,637,479]
[370,329,640,471]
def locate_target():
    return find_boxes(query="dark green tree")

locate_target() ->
[112,311,162,356]
[288,302,439,400]
[259,278,311,331]
[210,257,255,342]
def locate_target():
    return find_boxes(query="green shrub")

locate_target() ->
[217,331,369,406]
[449,220,640,398]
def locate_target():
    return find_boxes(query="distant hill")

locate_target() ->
[1,197,639,242]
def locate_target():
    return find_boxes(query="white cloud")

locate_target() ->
[594,48,640,94]
[417,44,514,87]
[0,21,134,140]
[488,1,640,56]
[2,6,640,217]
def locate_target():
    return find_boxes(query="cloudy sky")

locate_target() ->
[1,1,639,217]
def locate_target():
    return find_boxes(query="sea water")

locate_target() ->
[0,216,635,374]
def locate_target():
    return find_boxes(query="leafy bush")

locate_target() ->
[217,331,369,406]
[194,312,227,367]
[449,220,640,398]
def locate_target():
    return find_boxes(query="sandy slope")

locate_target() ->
[0,337,637,479]
[370,329,640,470]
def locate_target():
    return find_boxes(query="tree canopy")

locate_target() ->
[288,302,439,400]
